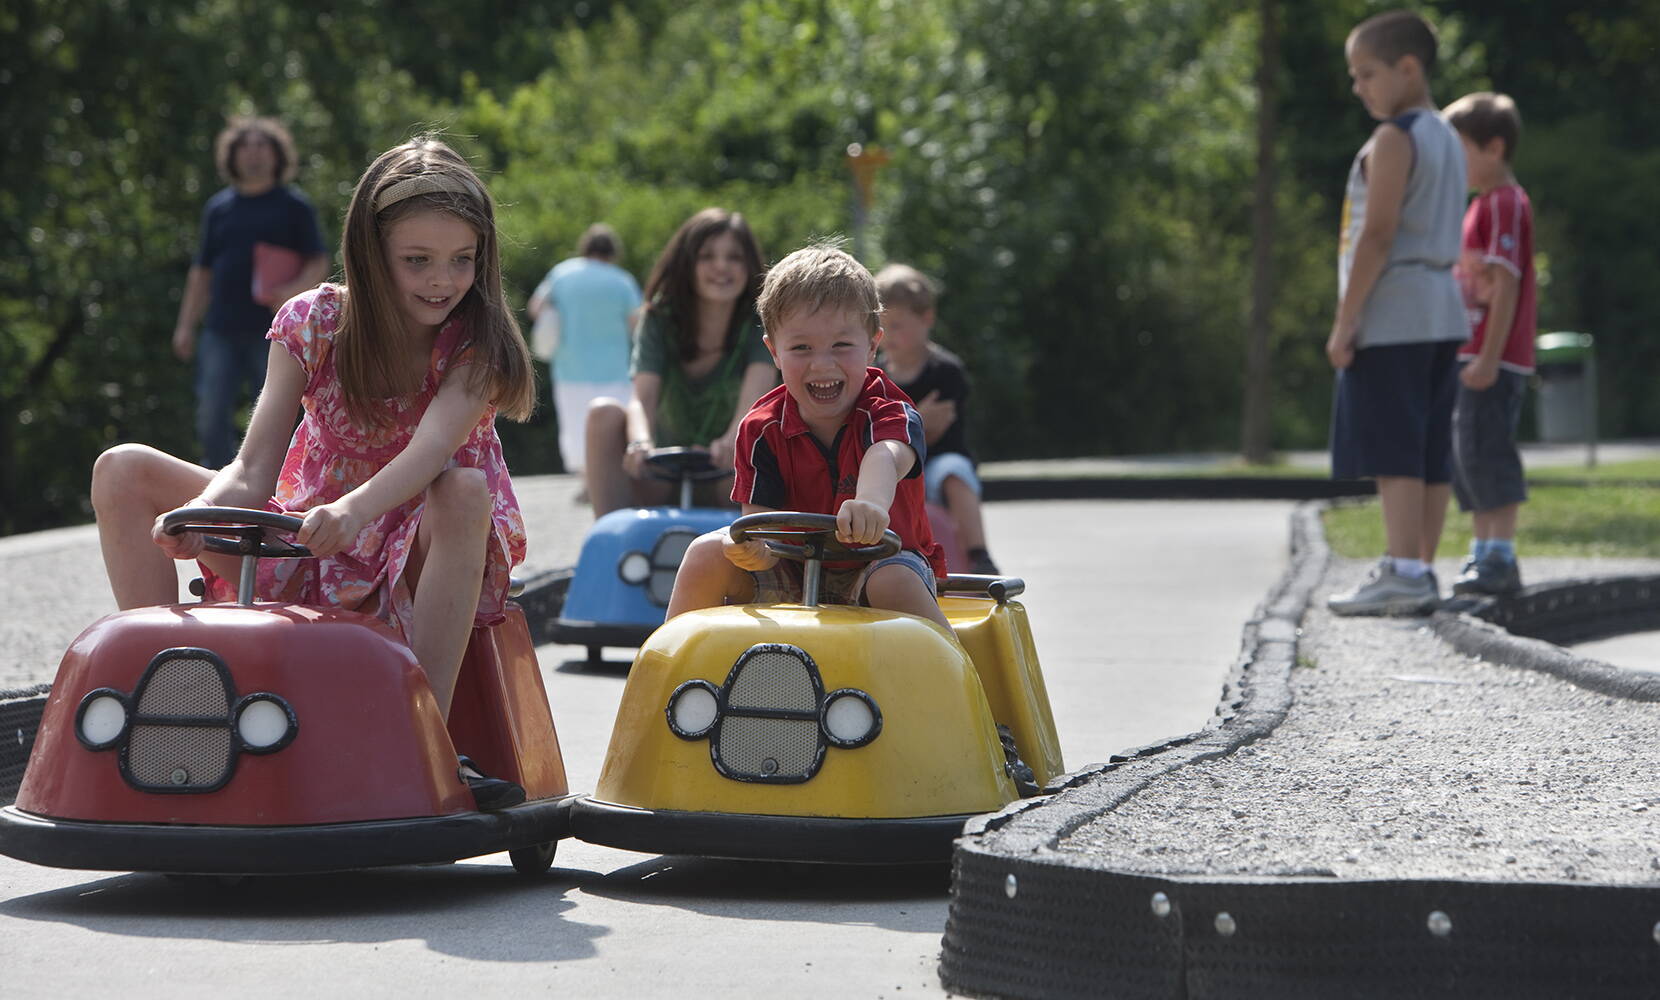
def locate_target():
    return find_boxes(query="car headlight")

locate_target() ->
[234,694,297,753]
[821,688,882,748]
[618,551,652,586]
[666,680,720,739]
[75,690,129,750]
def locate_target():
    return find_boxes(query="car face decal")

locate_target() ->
[618,527,700,608]
[74,647,298,794]
[665,643,882,784]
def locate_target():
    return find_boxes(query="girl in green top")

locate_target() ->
[585,208,776,516]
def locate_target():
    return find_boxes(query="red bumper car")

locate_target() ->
[0,508,572,875]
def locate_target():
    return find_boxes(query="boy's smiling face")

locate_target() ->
[765,304,882,441]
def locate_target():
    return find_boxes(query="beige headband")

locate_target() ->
[374,173,480,212]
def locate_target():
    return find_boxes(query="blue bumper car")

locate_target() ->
[551,448,735,664]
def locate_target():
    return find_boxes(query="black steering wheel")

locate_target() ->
[161,507,312,559]
[645,446,729,484]
[729,511,901,563]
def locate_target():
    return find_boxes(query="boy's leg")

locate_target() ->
[194,328,239,469]
[861,560,949,628]
[1420,482,1450,564]
[1473,503,1520,542]
[404,467,492,718]
[665,530,757,619]
[928,453,998,572]
[1376,476,1427,562]
[91,444,215,609]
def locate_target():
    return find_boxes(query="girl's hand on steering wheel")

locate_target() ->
[295,501,363,558]
[708,433,737,470]
[153,509,206,561]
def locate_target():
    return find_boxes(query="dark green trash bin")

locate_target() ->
[1534,331,1595,444]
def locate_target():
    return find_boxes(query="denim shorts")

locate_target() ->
[1451,368,1528,513]
[923,452,981,505]
[1330,341,1459,483]
[751,549,937,606]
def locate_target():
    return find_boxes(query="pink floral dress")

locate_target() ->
[203,284,527,641]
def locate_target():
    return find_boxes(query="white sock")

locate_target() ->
[1392,557,1429,579]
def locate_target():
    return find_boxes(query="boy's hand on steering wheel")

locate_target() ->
[836,498,890,546]
[295,501,363,558]
[723,536,778,572]
[708,432,737,470]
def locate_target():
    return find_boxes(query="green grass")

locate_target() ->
[1322,484,1660,559]
[1527,457,1660,482]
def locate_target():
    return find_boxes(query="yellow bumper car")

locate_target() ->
[568,512,1062,863]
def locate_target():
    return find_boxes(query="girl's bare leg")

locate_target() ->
[584,398,631,517]
[404,467,491,717]
[90,444,214,608]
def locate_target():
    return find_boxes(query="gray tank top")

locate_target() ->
[1338,108,1469,348]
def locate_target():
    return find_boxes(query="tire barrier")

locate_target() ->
[941,503,1660,999]
[1,685,50,806]
[1433,576,1660,702]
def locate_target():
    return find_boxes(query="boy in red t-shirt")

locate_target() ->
[665,243,949,627]
[1446,91,1535,595]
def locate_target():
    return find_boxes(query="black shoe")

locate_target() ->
[1451,552,1522,596]
[968,548,1001,576]
[457,754,526,811]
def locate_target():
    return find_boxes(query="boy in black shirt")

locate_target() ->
[875,264,999,575]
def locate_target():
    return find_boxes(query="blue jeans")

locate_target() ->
[195,328,268,469]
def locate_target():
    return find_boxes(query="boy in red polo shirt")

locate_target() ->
[665,242,949,627]
[1446,91,1535,595]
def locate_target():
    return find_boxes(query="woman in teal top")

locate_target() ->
[585,208,776,516]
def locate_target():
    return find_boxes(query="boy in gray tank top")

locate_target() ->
[1325,10,1470,617]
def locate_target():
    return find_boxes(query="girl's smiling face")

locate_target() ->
[383,209,478,335]
[694,229,749,306]
[765,304,882,440]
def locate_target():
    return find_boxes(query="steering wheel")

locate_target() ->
[729,511,901,563]
[161,507,312,559]
[645,447,728,484]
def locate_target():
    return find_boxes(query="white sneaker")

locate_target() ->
[1327,558,1440,617]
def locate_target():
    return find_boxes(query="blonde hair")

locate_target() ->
[758,241,880,337]
[335,135,534,428]
[874,263,938,315]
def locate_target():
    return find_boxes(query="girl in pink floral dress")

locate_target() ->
[91,137,536,807]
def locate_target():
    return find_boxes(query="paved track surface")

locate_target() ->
[0,486,1292,998]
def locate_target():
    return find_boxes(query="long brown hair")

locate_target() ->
[335,136,534,428]
[642,207,766,362]
[214,115,299,185]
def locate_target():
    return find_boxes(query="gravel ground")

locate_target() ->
[1062,555,1660,886]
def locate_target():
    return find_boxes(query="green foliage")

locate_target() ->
[5,0,1659,535]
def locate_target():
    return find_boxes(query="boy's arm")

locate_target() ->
[1460,264,1520,390]
[172,265,213,361]
[1328,125,1411,368]
[838,439,915,545]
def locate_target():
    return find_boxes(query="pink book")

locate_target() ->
[251,242,305,307]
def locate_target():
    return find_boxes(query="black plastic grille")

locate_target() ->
[126,724,233,789]
[716,715,821,779]
[728,650,816,711]
[136,657,229,716]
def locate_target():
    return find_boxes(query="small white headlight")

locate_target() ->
[619,551,652,585]
[236,698,291,749]
[823,691,879,747]
[667,682,719,739]
[79,694,127,747]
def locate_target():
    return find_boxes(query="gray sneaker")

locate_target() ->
[1327,558,1440,616]
[1452,551,1522,596]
